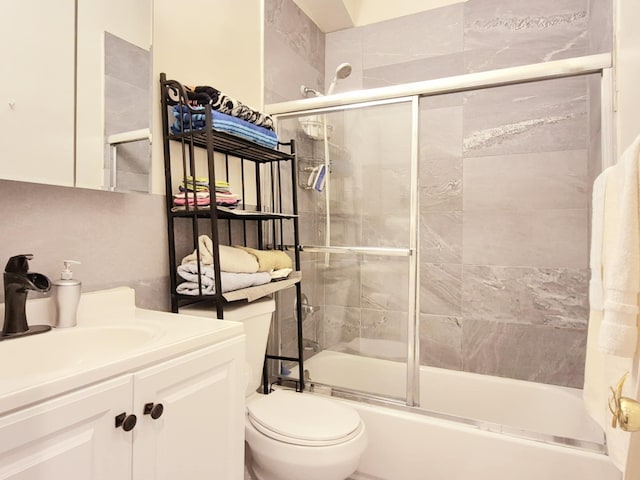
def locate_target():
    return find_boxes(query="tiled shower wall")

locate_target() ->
[264,0,612,387]
[104,32,152,193]
[264,0,327,360]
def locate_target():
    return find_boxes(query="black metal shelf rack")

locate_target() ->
[160,73,305,391]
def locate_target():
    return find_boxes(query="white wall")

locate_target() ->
[293,0,466,32]
[614,0,640,155]
[343,0,466,27]
[151,0,264,195]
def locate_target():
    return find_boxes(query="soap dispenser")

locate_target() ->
[52,260,81,328]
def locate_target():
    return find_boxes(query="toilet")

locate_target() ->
[180,297,367,480]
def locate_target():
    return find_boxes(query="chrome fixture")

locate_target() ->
[300,86,322,98]
[296,294,321,353]
[327,62,352,95]
[300,61,353,98]
[303,337,321,352]
[2,254,52,339]
[297,293,320,321]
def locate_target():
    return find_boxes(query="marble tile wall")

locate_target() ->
[587,0,613,55]
[264,0,326,359]
[463,0,589,72]
[264,0,325,103]
[265,0,611,388]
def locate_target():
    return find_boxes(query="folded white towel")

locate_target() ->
[181,235,259,273]
[599,135,640,357]
[176,263,271,295]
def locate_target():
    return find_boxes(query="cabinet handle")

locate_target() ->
[143,402,164,419]
[115,412,137,431]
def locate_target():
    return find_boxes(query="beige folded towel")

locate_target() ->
[182,236,259,273]
[233,245,293,272]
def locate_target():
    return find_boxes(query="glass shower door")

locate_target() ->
[275,98,416,403]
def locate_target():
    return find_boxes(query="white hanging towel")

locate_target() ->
[599,135,640,356]
[584,135,640,474]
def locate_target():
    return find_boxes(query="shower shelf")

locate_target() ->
[311,140,350,162]
[160,73,306,392]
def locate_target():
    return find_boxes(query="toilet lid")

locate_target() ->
[247,390,362,446]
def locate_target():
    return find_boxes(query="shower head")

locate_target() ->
[300,85,323,98]
[301,62,353,98]
[327,62,353,95]
[335,62,352,80]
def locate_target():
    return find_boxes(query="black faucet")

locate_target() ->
[2,254,52,339]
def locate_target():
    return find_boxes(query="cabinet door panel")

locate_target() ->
[0,0,75,187]
[132,338,245,480]
[0,376,132,480]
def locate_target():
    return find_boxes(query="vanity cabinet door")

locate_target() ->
[0,376,133,480]
[131,337,245,480]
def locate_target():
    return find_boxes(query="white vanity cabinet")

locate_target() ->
[0,336,245,480]
[132,337,245,480]
[0,376,133,479]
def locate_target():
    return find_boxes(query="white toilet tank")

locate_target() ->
[179,298,275,396]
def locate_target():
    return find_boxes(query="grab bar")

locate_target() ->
[106,128,152,191]
[299,245,413,257]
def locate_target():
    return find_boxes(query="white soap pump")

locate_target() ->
[52,260,81,328]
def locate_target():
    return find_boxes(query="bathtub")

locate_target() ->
[296,347,622,480]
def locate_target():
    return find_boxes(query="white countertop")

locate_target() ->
[0,287,243,415]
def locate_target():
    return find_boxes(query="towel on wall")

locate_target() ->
[181,235,259,274]
[599,135,640,357]
[583,135,640,473]
[584,166,613,429]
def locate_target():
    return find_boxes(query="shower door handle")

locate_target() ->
[299,245,413,256]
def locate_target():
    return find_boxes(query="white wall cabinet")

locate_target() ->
[0,0,75,187]
[0,336,245,480]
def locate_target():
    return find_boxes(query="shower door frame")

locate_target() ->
[267,52,615,437]
[293,95,421,406]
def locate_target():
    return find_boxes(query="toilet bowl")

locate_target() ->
[180,298,367,480]
[246,389,367,480]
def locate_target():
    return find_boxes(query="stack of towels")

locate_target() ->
[173,176,210,208]
[214,180,240,207]
[186,85,274,131]
[176,235,293,296]
[173,177,241,209]
[170,103,279,149]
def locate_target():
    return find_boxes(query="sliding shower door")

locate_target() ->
[275,98,417,403]
[416,75,596,422]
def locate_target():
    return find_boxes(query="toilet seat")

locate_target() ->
[247,390,363,447]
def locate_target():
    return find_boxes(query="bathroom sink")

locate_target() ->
[0,324,163,378]
[0,287,244,415]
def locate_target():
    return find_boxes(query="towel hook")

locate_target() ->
[608,372,640,432]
